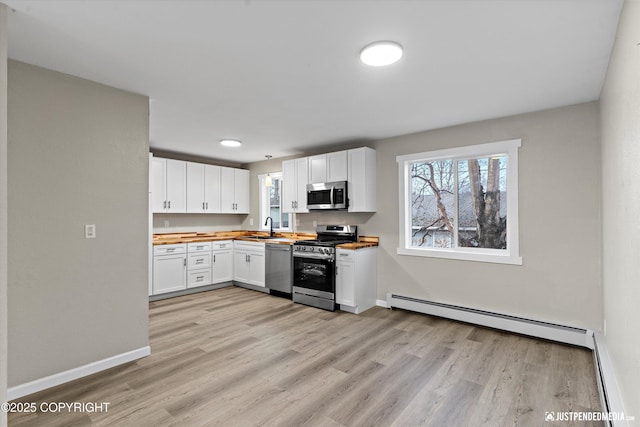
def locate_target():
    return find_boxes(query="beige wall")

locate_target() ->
[7,61,150,386]
[600,0,640,417]
[248,102,602,330]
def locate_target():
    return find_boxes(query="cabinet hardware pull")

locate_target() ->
[168,201,171,209]
[183,258,187,266]
[206,202,209,210]
[196,276,204,280]
[213,254,216,263]
[166,248,175,252]
[196,259,203,264]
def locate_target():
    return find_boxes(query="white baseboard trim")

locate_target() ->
[375,299,389,308]
[387,293,593,349]
[7,346,150,401]
[592,332,631,427]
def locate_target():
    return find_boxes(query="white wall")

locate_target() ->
[600,0,640,417]
[7,61,150,387]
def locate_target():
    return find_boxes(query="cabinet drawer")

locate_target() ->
[336,249,354,262]
[154,243,186,256]
[188,252,211,269]
[188,242,212,253]
[188,268,212,288]
[212,240,232,250]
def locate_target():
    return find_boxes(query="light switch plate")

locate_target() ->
[85,224,96,239]
[249,218,254,226]
[312,220,317,228]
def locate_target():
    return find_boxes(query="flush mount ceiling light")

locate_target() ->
[220,139,242,148]
[360,41,403,66]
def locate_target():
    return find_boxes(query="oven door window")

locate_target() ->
[293,257,335,294]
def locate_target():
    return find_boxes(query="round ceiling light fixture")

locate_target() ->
[220,139,242,148]
[360,41,403,66]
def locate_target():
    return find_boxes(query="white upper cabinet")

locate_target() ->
[347,147,376,212]
[204,164,222,213]
[186,162,221,213]
[308,154,327,184]
[220,167,250,214]
[308,151,348,184]
[151,157,186,213]
[282,157,309,213]
[327,151,348,182]
[152,156,246,215]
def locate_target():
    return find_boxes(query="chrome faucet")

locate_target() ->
[265,216,274,237]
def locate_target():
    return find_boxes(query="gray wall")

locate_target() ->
[600,0,640,416]
[247,102,602,330]
[7,61,150,387]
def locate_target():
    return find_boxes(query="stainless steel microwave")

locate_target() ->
[307,181,348,210]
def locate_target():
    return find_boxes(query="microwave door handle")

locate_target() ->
[330,186,334,206]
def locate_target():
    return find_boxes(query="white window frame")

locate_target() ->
[258,172,291,232]
[397,139,522,265]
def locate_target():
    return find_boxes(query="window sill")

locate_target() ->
[397,247,522,265]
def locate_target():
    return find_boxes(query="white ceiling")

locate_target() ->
[5,0,622,164]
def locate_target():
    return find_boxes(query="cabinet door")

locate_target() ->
[308,154,327,184]
[220,167,236,213]
[234,168,250,213]
[186,162,205,213]
[282,159,297,213]
[153,254,186,294]
[335,260,355,306]
[212,249,233,283]
[204,165,221,213]
[233,250,251,283]
[327,151,348,182]
[166,159,187,213]
[348,147,376,212]
[248,251,265,287]
[295,157,309,212]
[150,157,166,213]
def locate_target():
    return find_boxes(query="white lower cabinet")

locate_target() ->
[336,247,377,314]
[212,240,233,284]
[187,242,212,289]
[153,244,187,294]
[233,241,265,287]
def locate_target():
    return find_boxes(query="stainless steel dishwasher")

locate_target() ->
[265,243,293,298]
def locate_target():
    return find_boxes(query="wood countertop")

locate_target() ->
[153,231,379,248]
[153,231,317,246]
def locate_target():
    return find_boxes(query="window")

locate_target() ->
[258,172,290,231]
[397,139,522,265]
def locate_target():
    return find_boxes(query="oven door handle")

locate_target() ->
[293,253,335,261]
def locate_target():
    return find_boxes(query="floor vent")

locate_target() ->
[387,293,593,348]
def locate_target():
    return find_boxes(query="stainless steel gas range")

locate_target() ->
[292,225,357,311]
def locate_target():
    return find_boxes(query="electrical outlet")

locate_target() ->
[84,224,96,239]
[164,220,169,228]
[250,218,254,226]
[312,220,317,228]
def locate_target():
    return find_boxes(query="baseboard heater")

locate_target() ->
[387,293,593,349]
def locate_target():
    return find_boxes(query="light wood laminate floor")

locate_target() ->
[10,287,602,426]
